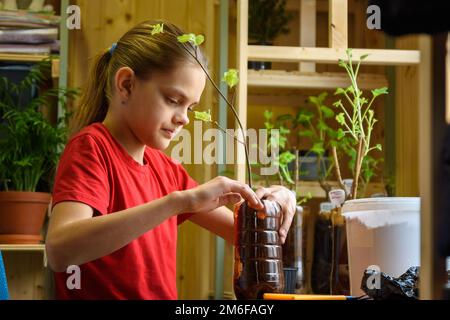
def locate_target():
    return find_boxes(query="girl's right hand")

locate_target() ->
[177,176,264,214]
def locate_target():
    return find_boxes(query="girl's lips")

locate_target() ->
[162,128,176,138]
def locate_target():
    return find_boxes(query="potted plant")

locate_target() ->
[331,50,421,297]
[0,58,78,244]
[248,0,293,70]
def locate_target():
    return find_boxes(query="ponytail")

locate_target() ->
[70,49,112,135]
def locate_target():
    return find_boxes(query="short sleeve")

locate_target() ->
[52,135,110,214]
[170,160,198,225]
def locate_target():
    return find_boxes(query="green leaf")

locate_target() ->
[337,128,345,139]
[346,48,353,59]
[177,33,205,46]
[177,33,196,44]
[311,142,325,156]
[298,130,314,138]
[279,125,290,135]
[360,53,369,61]
[375,144,382,151]
[320,105,334,118]
[263,110,273,120]
[276,114,293,122]
[193,110,212,122]
[279,136,287,149]
[264,121,274,130]
[279,151,296,165]
[269,135,279,148]
[296,110,313,124]
[372,87,388,98]
[336,113,346,125]
[150,23,164,35]
[221,69,239,88]
[317,119,329,131]
[195,34,205,46]
[334,87,346,95]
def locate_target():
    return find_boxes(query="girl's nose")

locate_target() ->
[173,110,189,126]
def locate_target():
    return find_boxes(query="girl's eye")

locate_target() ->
[167,97,179,105]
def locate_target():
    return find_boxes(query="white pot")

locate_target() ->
[342,197,420,297]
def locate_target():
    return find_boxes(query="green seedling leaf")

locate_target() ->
[195,34,205,46]
[264,121,274,130]
[279,125,290,135]
[375,144,382,151]
[311,142,325,155]
[150,23,164,35]
[334,87,346,95]
[177,33,204,46]
[264,110,273,120]
[279,151,296,165]
[193,110,212,122]
[320,105,334,118]
[372,87,388,98]
[177,33,196,44]
[298,130,314,137]
[336,113,346,125]
[337,128,345,139]
[296,110,314,124]
[317,119,329,131]
[276,114,293,122]
[222,69,239,88]
[360,53,369,61]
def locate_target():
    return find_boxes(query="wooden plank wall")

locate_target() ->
[67,0,218,299]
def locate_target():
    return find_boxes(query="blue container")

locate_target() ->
[0,252,8,300]
[288,151,331,181]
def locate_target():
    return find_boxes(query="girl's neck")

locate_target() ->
[102,116,146,165]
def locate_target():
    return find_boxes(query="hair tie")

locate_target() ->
[109,42,117,55]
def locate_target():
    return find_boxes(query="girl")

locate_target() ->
[45,20,296,300]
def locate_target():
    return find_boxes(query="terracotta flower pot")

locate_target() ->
[0,191,51,244]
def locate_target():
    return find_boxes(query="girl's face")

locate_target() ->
[124,64,206,150]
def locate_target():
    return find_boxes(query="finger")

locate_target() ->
[223,180,263,209]
[255,187,271,200]
[217,193,242,207]
[279,204,295,244]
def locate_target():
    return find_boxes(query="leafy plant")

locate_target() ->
[332,49,387,199]
[248,0,294,44]
[0,59,79,192]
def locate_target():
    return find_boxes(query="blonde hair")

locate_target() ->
[70,20,208,135]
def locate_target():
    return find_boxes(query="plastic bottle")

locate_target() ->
[233,199,285,299]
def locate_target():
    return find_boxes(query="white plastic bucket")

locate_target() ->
[342,197,420,296]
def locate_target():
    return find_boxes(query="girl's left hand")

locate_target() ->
[255,186,297,244]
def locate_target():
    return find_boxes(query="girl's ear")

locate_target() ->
[115,67,135,102]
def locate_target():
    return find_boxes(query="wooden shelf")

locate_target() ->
[0,244,47,267]
[248,45,421,66]
[0,244,45,252]
[248,70,388,90]
[0,53,60,78]
[255,180,386,198]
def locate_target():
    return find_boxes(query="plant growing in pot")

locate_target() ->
[331,49,387,199]
[173,28,288,299]
[248,0,293,70]
[330,50,421,297]
[0,59,78,244]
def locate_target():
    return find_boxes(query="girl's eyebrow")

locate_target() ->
[166,86,199,106]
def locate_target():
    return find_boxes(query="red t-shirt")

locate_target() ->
[51,122,197,300]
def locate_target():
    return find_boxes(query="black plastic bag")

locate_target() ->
[361,266,419,300]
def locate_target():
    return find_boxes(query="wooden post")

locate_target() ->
[299,0,316,72]
[328,0,348,49]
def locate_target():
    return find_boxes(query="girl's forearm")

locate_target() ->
[46,191,185,272]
